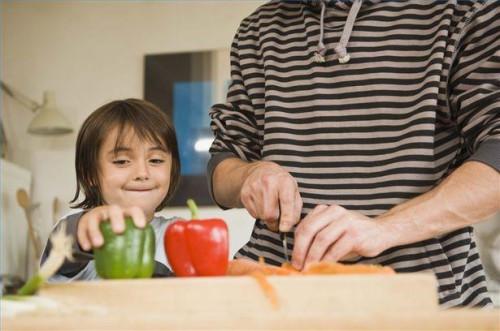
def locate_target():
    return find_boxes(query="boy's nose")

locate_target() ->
[134,161,150,180]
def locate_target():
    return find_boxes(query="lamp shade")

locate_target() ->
[27,91,73,135]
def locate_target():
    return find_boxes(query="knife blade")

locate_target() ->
[280,231,290,263]
[277,205,290,262]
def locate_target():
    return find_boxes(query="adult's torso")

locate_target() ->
[234,0,492,307]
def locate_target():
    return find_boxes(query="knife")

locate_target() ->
[280,231,290,263]
[277,205,290,262]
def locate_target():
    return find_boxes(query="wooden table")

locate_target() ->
[2,274,499,330]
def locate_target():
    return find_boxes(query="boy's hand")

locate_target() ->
[77,205,146,251]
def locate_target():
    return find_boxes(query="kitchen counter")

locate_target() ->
[2,274,499,330]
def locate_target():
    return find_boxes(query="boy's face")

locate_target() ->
[98,127,172,219]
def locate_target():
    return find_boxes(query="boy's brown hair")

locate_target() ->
[71,98,180,211]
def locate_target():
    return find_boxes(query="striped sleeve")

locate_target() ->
[449,1,500,171]
[208,22,263,164]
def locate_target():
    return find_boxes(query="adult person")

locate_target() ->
[208,0,499,307]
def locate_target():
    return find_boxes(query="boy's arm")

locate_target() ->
[40,211,93,278]
[42,212,175,280]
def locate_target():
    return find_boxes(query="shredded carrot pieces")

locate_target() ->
[250,271,279,310]
[280,262,299,273]
[303,261,395,275]
[227,258,395,309]
[227,259,299,276]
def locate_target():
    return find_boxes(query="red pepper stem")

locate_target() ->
[187,199,199,219]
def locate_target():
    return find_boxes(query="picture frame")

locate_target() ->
[144,49,230,206]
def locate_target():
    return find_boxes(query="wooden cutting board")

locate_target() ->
[2,274,499,330]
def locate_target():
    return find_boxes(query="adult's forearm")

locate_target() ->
[212,157,258,208]
[378,161,500,250]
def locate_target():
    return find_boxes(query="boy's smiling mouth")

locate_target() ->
[124,187,155,192]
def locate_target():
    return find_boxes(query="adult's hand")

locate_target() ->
[291,204,389,270]
[240,161,302,232]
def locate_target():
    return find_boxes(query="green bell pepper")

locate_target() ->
[94,218,155,279]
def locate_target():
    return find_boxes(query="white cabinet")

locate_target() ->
[1,159,32,279]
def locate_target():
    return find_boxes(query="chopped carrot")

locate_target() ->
[227,258,395,308]
[280,262,299,273]
[228,259,394,276]
[227,259,299,276]
[303,261,395,275]
[250,271,279,310]
[226,258,262,276]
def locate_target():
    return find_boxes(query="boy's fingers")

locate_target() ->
[87,217,104,248]
[77,218,91,251]
[108,205,126,234]
[127,206,146,228]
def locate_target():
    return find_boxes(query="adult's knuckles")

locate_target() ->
[287,174,298,184]
[280,213,293,224]
[262,212,278,223]
[328,204,346,215]
[266,222,279,232]
[296,224,315,239]
[240,189,252,202]
[314,232,330,246]
[314,204,328,212]
[261,173,272,184]
[249,180,263,192]
[346,226,361,241]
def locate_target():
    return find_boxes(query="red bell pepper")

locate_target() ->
[164,199,229,277]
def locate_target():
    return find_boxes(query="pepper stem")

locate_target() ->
[187,199,199,219]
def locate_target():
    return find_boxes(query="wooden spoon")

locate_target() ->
[52,197,60,225]
[16,189,42,258]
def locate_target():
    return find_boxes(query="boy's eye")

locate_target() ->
[112,159,129,165]
[150,158,165,164]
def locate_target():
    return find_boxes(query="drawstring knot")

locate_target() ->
[314,42,327,63]
[334,45,350,63]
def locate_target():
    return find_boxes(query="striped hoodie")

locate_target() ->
[208,0,499,307]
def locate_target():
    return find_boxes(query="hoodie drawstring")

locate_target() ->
[314,0,363,64]
[313,1,328,63]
